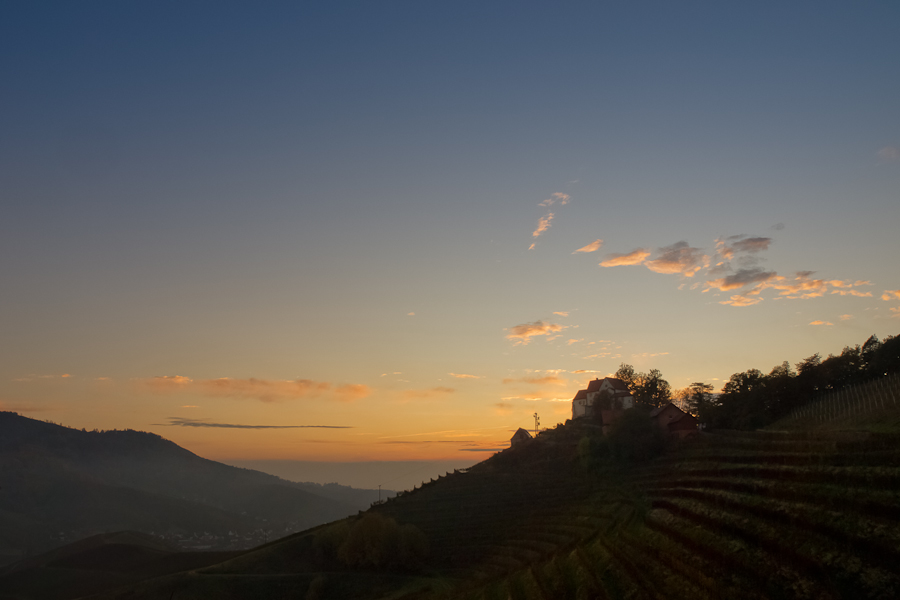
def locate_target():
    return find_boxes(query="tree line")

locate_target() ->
[612,333,900,430]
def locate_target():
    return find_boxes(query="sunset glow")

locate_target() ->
[1,2,899,483]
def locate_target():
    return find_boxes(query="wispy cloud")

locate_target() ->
[139,376,370,402]
[553,311,569,317]
[538,192,571,207]
[877,146,900,163]
[719,292,764,307]
[573,239,603,254]
[531,213,554,239]
[809,320,834,326]
[839,314,854,321]
[644,242,709,277]
[882,290,900,301]
[706,268,778,291]
[502,375,567,386]
[506,321,565,345]
[403,387,455,399]
[448,373,482,379]
[599,248,651,267]
[160,417,353,429]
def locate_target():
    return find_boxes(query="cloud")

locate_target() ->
[403,386,455,399]
[494,402,513,415]
[730,237,772,254]
[877,146,900,163]
[506,320,565,345]
[567,338,583,345]
[160,417,353,429]
[573,239,603,254]
[719,293,764,307]
[139,376,370,402]
[761,273,870,300]
[882,290,900,301]
[644,242,709,277]
[449,373,482,379]
[553,311,569,317]
[809,320,834,326]
[839,314,854,321]
[503,375,567,386]
[538,192,571,207]
[706,268,778,291]
[531,212,554,238]
[890,307,900,318]
[142,375,194,391]
[599,248,651,267]
[407,312,415,316]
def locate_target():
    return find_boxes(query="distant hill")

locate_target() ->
[73,410,900,600]
[0,412,390,567]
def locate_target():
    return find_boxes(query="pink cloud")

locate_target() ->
[572,239,603,254]
[506,320,565,345]
[599,248,651,267]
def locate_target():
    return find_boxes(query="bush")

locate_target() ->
[316,512,429,571]
[606,407,664,462]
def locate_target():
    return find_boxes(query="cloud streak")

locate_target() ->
[573,239,603,254]
[644,242,709,277]
[160,417,353,429]
[139,376,371,402]
[599,248,651,267]
[506,320,565,345]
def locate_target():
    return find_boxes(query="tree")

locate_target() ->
[686,382,715,425]
[634,369,672,409]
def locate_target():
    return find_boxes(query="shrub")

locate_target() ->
[606,407,664,462]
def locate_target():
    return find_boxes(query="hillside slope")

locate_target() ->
[84,419,900,600]
[0,412,384,566]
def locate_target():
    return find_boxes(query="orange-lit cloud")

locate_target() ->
[760,273,870,300]
[502,375,567,386]
[553,311,569,317]
[160,417,353,429]
[539,192,571,207]
[506,320,565,345]
[494,402,513,415]
[731,236,772,254]
[403,386,455,399]
[573,239,603,254]
[706,268,778,291]
[644,242,709,277]
[567,338,583,345]
[809,320,833,326]
[532,212,554,238]
[890,307,900,318]
[882,290,900,301]
[839,314,854,321]
[449,373,482,379]
[139,376,370,402]
[600,248,651,267]
[719,293,764,307]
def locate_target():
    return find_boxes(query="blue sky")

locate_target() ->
[2,2,898,482]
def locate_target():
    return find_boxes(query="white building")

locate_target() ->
[572,377,634,420]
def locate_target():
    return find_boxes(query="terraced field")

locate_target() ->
[417,429,900,600]
[85,413,900,600]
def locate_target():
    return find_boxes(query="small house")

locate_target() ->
[650,403,698,439]
[510,427,533,447]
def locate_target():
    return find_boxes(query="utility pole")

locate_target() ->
[533,412,540,437]
[378,484,381,503]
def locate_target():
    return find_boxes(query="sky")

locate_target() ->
[2,2,899,488]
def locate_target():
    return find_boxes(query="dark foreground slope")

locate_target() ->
[0,412,386,566]
[79,418,900,600]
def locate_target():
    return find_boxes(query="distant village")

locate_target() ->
[511,377,698,446]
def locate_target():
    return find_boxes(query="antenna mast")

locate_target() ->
[533,412,540,437]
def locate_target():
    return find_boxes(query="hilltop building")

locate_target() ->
[650,402,699,439]
[510,427,533,447]
[571,377,634,427]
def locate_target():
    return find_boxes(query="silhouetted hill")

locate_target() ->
[78,399,900,600]
[0,412,389,567]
